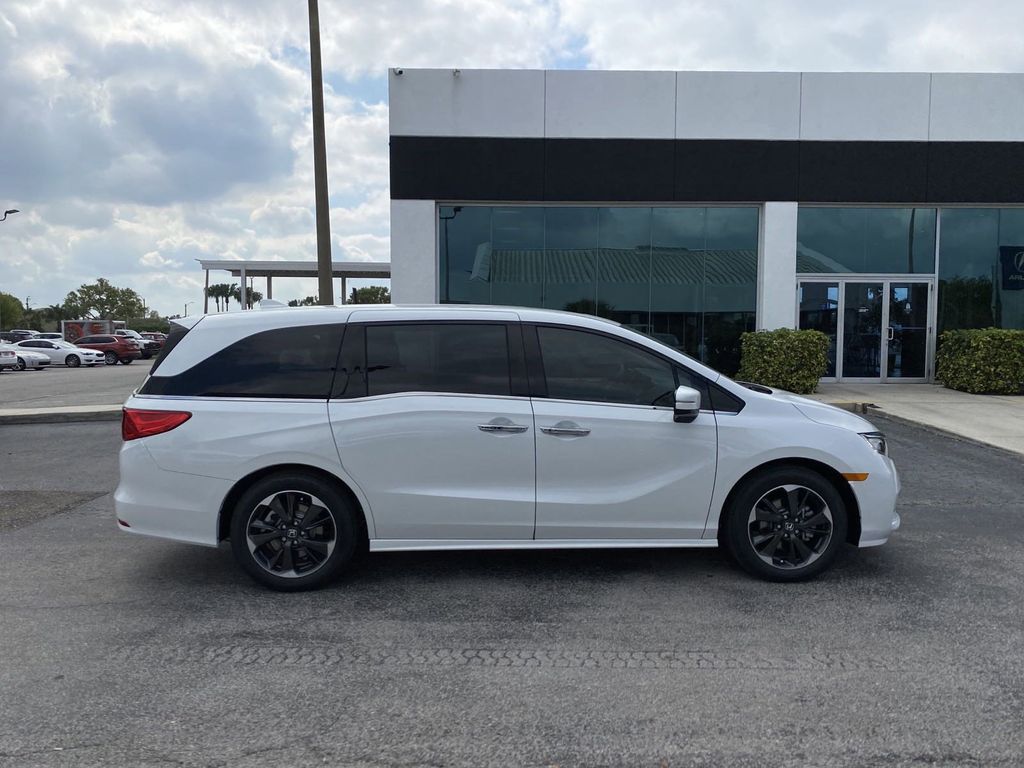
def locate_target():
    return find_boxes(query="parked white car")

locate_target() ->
[116,306,900,591]
[35,332,64,340]
[14,339,105,367]
[0,347,16,371]
[0,343,51,371]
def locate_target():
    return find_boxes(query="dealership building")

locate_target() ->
[388,69,1024,380]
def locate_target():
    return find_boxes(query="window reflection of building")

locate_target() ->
[439,206,759,374]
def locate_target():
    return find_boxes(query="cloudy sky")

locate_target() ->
[3,0,1024,315]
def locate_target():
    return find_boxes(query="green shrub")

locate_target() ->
[936,328,1024,395]
[736,328,829,394]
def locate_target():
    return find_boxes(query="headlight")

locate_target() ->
[861,431,887,456]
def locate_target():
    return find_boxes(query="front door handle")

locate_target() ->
[478,417,529,434]
[540,421,591,437]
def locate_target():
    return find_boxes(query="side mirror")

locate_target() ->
[673,385,701,423]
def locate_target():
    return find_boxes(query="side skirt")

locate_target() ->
[369,538,718,552]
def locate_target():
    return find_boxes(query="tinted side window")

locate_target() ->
[77,337,96,344]
[709,383,744,413]
[365,323,511,397]
[537,326,677,406]
[140,324,344,399]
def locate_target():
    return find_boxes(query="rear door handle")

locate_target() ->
[478,418,529,434]
[540,421,591,437]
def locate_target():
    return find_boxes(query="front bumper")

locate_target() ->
[853,456,901,547]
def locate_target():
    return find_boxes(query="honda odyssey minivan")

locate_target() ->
[115,305,900,590]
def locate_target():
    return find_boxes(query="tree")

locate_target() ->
[287,295,318,307]
[205,283,234,312]
[348,285,390,304]
[0,292,25,330]
[63,278,147,320]
[230,285,263,308]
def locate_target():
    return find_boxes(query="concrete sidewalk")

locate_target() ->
[808,382,1024,455]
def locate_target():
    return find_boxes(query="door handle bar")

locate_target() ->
[540,425,591,437]
[477,424,529,434]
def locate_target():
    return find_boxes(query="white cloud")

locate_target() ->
[3,0,1024,315]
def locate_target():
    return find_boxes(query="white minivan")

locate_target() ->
[115,305,899,590]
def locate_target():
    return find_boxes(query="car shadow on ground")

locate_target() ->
[136,537,900,597]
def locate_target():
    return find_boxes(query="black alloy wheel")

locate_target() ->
[15,357,26,371]
[230,472,359,591]
[723,466,848,582]
[66,355,81,368]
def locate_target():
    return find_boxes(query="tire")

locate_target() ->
[722,466,848,583]
[15,357,26,371]
[104,351,118,365]
[141,351,152,359]
[66,355,81,368]
[120,358,133,365]
[229,472,360,591]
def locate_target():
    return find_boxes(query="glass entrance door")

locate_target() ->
[798,280,932,382]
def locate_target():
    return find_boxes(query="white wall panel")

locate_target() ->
[930,74,1024,141]
[800,73,931,141]
[676,72,800,140]
[390,200,437,303]
[757,202,798,331]
[544,70,676,139]
[388,69,544,137]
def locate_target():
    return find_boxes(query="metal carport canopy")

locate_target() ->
[196,259,391,279]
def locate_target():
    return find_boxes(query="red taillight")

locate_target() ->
[122,408,191,440]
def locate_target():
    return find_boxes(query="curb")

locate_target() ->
[0,409,122,426]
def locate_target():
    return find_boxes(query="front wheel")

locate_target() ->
[104,352,118,365]
[229,473,359,591]
[66,355,81,368]
[722,466,848,582]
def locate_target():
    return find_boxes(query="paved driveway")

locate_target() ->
[0,358,153,409]
[0,417,1022,767]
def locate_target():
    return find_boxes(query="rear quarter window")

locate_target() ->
[140,324,345,399]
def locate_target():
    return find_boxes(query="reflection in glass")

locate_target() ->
[842,283,884,378]
[597,207,652,330]
[938,208,1024,334]
[489,207,544,307]
[798,283,839,377]
[797,207,936,274]
[704,208,759,373]
[544,207,598,313]
[651,208,704,359]
[887,283,928,378]
[439,206,491,304]
[438,205,759,374]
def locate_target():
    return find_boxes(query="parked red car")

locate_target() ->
[75,334,143,365]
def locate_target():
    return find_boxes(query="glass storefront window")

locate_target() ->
[439,205,759,374]
[797,207,936,274]
[938,208,1024,333]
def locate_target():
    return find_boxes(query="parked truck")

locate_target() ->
[61,319,126,343]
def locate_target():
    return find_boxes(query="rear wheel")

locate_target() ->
[229,472,360,591]
[15,357,26,371]
[722,466,847,582]
[104,351,117,365]
[66,355,81,368]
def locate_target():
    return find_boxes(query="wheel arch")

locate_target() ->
[217,463,370,548]
[714,458,862,546]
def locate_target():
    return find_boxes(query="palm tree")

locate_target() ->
[205,283,233,312]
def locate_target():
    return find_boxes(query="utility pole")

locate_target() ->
[308,0,334,305]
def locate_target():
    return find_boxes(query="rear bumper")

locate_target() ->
[114,440,229,547]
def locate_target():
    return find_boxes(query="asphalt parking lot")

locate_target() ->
[0,358,153,409]
[1,415,1022,767]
